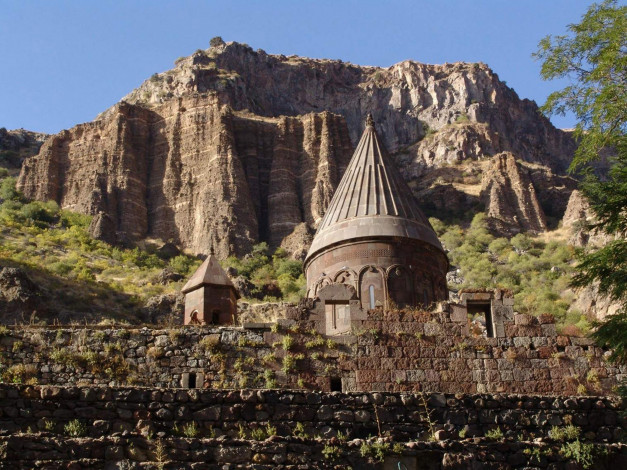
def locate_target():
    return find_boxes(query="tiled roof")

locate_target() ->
[181,254,238,295]
[305,114,443,262]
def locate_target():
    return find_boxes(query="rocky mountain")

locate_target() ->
[18,41,578,258]
[0,128,47,172]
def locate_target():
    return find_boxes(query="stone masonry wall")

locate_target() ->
[0,385,625,469]
[0,304,623,395]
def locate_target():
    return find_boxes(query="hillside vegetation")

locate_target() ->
[0,173,306,324]
[0,173,200,324]
[432,214,589,335]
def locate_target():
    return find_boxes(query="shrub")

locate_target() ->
[282,355,296,374]
[360,441,390,462]
[292,422,308,438]
[274,256,302,278]
[511,233,533,252]
[0,177,22,201]
[322,444,341,460]
[282,335,294,351]
[182,421,199,438]
[169,255,199,275]
[210,36,225,48]
[59,210,91,229]
[263,370,277,389]
[199,335,220,352]
[20,200,59,226]
[560,440,597,469]
[550,425,580,441]
[64,419,87,437]
[485,427,504,440]
[1,364,37,384]
[455,113,470,123]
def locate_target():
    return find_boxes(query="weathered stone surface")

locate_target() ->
[17,42,577,258]
[0,266,50,323]
[18,101,352,259]
[481,153,547,235]
[0,127,47,169]
[0,431,623,470]
[0,294,622,395]
[87,212,117,245]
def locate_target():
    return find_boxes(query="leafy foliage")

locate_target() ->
[535,0,626,365]
[433,214,589,334]
[0,173,200,323]
[223,243,305,303]
[534,0,626,170]
[209,36,225,48]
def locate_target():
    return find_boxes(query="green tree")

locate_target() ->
[535,0,626,364]
[535,0,626,169]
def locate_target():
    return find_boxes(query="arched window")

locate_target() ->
[360,267,383,310]
[369,285,375,309]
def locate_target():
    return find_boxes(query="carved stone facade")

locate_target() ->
[304,115,448,312]
[306,240,448,311]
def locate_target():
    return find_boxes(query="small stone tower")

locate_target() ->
[304,114,449,310]
[181,253,239,325]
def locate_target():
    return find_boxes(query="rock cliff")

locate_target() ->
[480,153,547,235]
[19,97,351,257]
[0,128,47,171]
[18,41,578,257]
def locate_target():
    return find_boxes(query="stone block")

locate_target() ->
[406,370,426,383]
[193,405,221,421]
[541,324,557,336]
[513,337,531,348]
[450,305,467,322]
[514,314,533,325]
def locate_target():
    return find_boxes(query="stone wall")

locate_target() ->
[0,304,623,395]
[0,385,625,469]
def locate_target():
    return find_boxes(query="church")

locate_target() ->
[303,114,449,312]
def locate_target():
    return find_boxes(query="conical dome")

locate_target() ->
[305,115,442,263]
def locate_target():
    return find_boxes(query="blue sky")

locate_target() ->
[1,0,594,134]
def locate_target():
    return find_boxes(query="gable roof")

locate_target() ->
[181,254,239,296]
[305,114,443,263]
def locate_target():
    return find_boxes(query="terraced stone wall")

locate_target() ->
[0,385,625,469]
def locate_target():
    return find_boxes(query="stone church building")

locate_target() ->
[303,115,449,317]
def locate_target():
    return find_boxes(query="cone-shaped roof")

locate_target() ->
[181,254,239,297]
[305,114,443,263]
